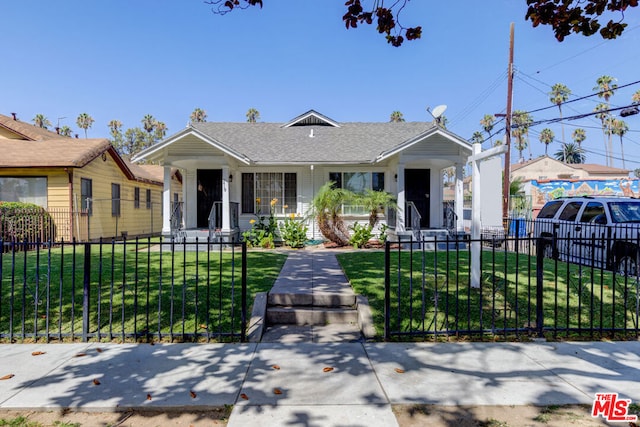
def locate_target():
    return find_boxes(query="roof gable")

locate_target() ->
[282,110,340,128]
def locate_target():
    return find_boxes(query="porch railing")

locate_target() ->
[170,201,183,234]
[209,202,240,241]
[406,201,421,234]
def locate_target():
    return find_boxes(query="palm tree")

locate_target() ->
[141,114,156,134]
[594,103,611,166]
[189,108,207,124]
[612,118,629,169]
[539,128,555,155]
[308,182,352,246]
[32,114,51,129]
[59,126,73,137]
[512,110,532,161]
[153,121,168,141]
[76,113,94,138]
[554,142,586,164]
[470,131,484,145]
[479,114,495,145]
[356,189,397,228]
[389,111,405,122]
[549,83,571,143]
[594,75,617,166]
[572,128,586,146]
[633,90,640,104]
[246,108,260,123]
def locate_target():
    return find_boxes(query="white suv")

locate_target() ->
[534,197,640,276]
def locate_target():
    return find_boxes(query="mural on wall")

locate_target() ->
[531,179,640,208]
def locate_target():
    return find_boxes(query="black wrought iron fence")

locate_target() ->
[384,231,640,341]
[0,238,247,343]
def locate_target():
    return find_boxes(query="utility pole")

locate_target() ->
[502,23,515,222]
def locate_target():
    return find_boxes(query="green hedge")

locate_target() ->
[0,201,56,244]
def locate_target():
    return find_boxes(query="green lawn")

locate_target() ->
[1,242,286,342]
[337,249,640,340]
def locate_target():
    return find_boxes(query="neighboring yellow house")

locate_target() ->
[0,113,181,241]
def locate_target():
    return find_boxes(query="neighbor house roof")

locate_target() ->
[0,138,113,168]
[133,110,472,165]
[0,138,165,186]
[511,156,629,175]
[0,113,69,141]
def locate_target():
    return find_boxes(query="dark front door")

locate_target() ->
[405,169,430,228]
[196,169,222,228]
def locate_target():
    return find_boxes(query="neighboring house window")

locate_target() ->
[81,178,92,215]
[111,183,121,217]
[146,189,151,209]
[329,172,385,215]
[241,172,297,214]
[0,177,48,208]
[134,187,140,209]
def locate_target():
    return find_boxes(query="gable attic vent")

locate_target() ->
[309,129,314,138]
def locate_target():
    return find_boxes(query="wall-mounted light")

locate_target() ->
[394,174,398,182]
[229,174,233,182]
[101,153,107,161]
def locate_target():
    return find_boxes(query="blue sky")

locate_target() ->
[4,1,640,168]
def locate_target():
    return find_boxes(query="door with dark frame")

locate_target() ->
[196,169,222,228]
[405,169,430,229]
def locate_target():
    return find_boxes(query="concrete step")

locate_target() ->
[266,306,359,326]
[268,292,356,307]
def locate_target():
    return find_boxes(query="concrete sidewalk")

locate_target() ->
[2,250,640,426]
[1,341,640,426]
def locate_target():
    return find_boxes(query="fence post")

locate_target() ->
[535,237,545,338]
[241,241,247,342]
[384,240,391,341]
[82,242,91,342]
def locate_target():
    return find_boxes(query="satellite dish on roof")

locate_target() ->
[428,104,447,119]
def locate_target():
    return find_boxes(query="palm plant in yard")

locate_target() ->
[308,182,353,246]
[356,189,398,228]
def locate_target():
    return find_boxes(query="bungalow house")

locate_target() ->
[132,110,472,242]
[0,113,182,241]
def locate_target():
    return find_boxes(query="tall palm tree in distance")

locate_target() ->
[59,126,73,137]
[539,128,555,155]
[512,110,532,162]
[612,118,629,169]
[246,108,260,123]
[572,128,586,146]
[594,103,611,166]
[32,114,51,129]
[594,75,617,166]
[479,114,494,145]
[389,111,405,122]
[76,113,94,138]
[632,89,640,104]
[470,131,484,145]
[549,83,571,143]
[190,107,207,124]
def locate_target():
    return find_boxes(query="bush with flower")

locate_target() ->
[242,197,280,248]
[279,213,308,248]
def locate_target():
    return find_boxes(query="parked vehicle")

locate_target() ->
[533,196,640,276]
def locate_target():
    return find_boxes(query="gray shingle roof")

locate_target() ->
[191,121,440,163]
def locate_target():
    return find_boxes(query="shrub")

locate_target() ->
[280,214,308,248]
[0,201,56,244]
[349,222,373,249]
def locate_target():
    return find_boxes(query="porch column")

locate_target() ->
[162,166,172,236]
[454,162,464,232]
[396,164,406,231]
[222,166,231,231]
[471,141,482,288]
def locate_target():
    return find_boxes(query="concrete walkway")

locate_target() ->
[1,250,640,426]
